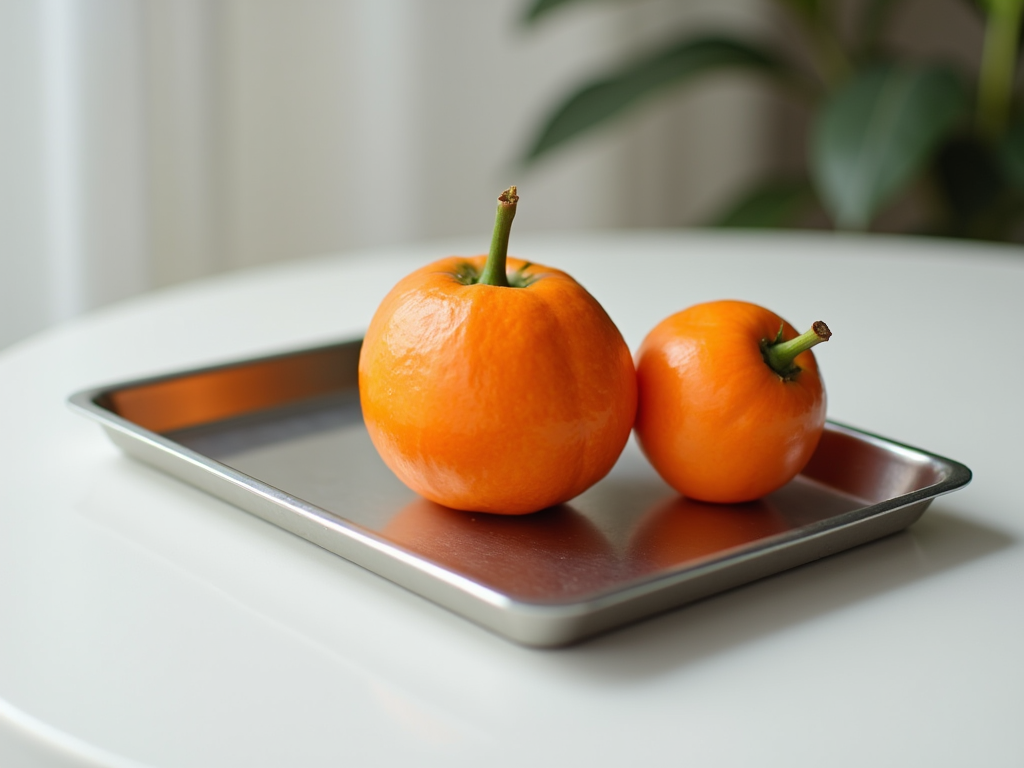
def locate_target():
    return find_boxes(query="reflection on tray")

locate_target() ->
[385,499,620,600]
[100,344,358,433]
[629,497,789,571]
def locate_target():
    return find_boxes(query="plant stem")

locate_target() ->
[478,186,519,287]
[858,0,904,58]
[815,27,853,86]
[762,321,831,379]
[977,0,1024,140]
[779,0,851,87]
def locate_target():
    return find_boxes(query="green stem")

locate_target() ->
[781,1,851,87]
[858,0,905,58]
[977,0,1024,140]
[762,321,832,379]
[815,26,852,86]
[478,186,519,287]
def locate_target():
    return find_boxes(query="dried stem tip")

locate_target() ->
[479,186,520,287]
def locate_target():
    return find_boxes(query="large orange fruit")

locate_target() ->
[358,187,637,514]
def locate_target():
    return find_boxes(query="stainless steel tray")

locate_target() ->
[68,339,972,647]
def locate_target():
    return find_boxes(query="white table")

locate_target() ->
[2,231,1021,767]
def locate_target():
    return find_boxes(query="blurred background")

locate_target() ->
[1,0,1017,351]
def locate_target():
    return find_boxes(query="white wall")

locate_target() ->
[1,0,768,351]
[2,0,150,346]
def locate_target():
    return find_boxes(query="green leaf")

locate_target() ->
[522,0,609,23]
[998,120,1024,189]
[524,37,792,161]
[933,135,1005,219]
[811,63,968,229]
[977,0,1024,14]
[713,179,816,228]
[858,0,904,55]
[776,0,823,20]
[932,133,1022,239]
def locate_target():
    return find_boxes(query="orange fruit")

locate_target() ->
[359,187,637,514]
[634,300,829,503]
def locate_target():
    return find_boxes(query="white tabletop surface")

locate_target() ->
[1,230,1021,767]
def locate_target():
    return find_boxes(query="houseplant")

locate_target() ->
[522,0,1024,242]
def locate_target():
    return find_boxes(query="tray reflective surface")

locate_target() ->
[69,339,971,646]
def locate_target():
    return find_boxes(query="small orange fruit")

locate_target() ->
[634,300,830,503]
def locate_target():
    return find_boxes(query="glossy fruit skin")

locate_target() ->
[634,300,826,503]
[359,255,637,515]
